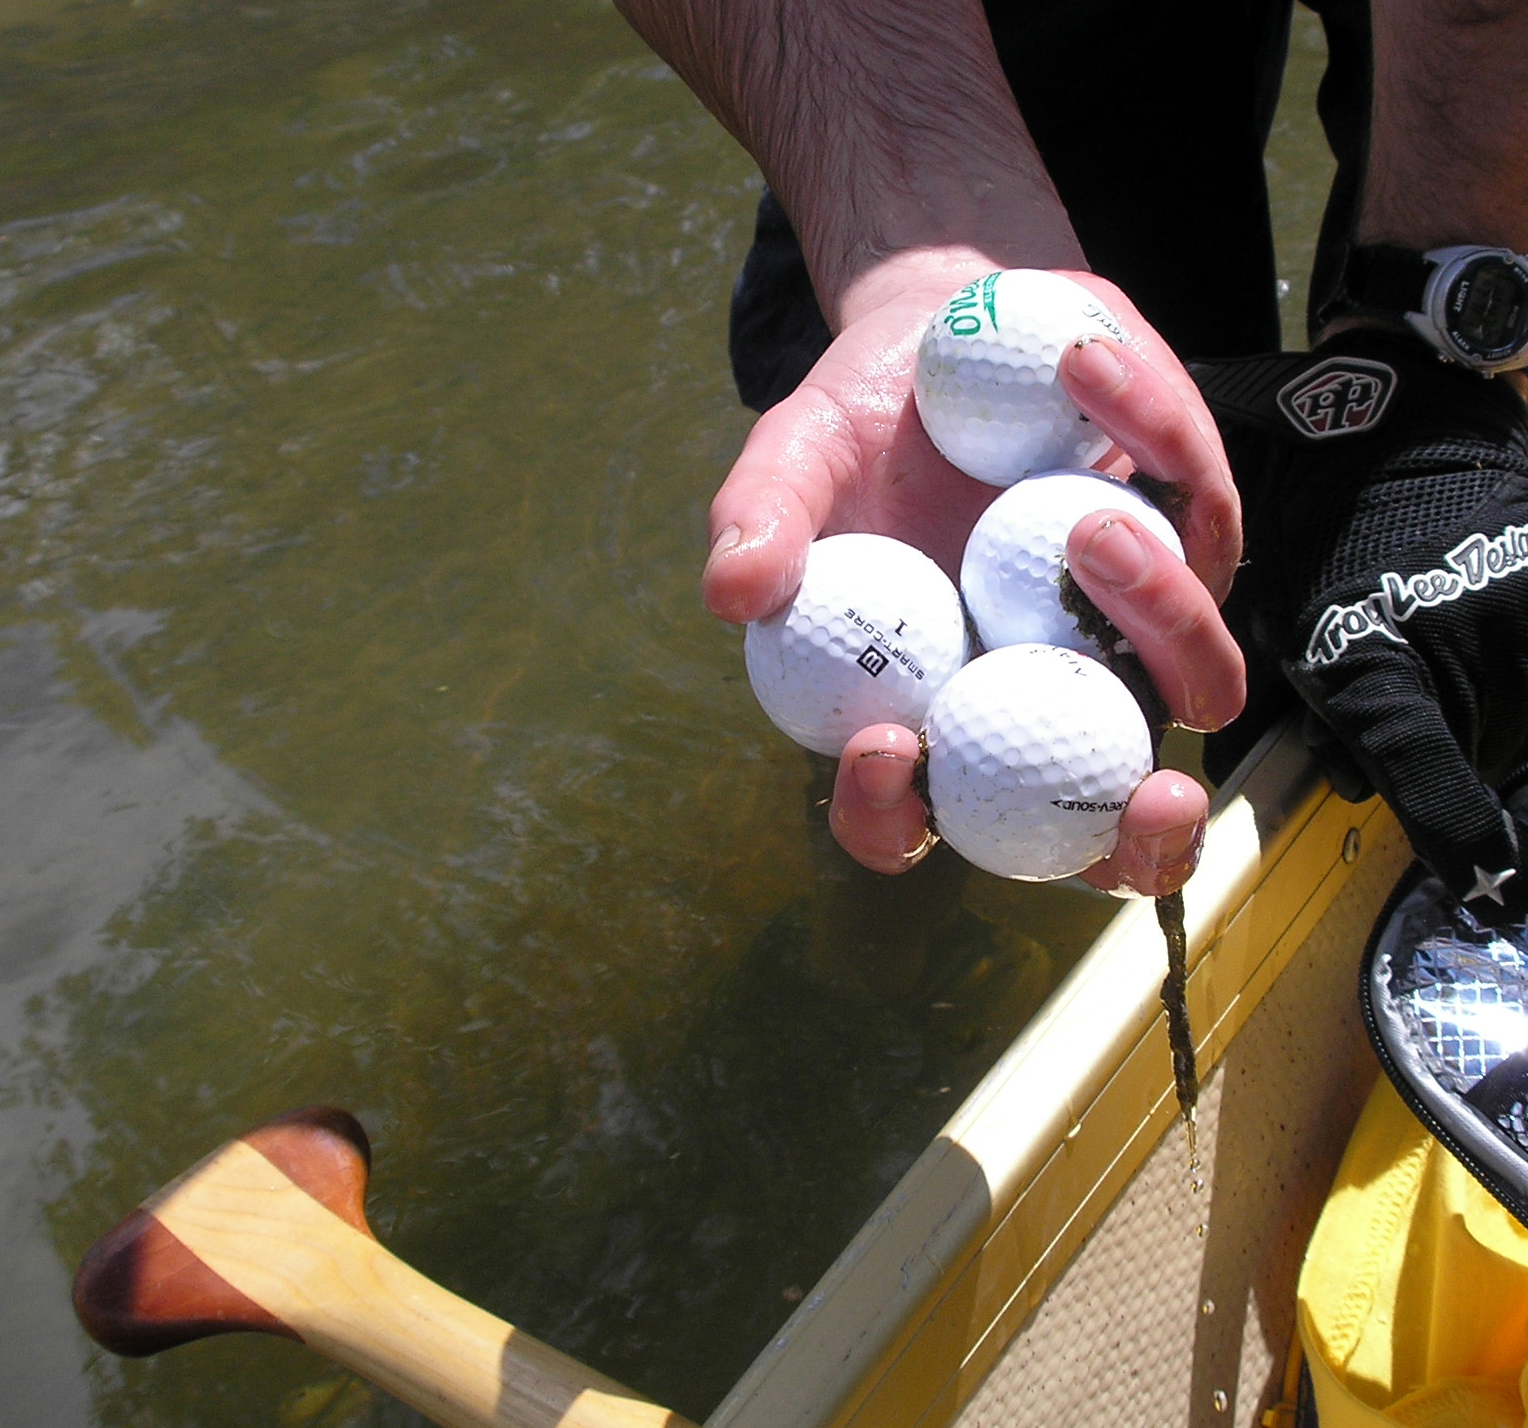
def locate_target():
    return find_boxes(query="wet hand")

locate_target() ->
[712,262,1244,894]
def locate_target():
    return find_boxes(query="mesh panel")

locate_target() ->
[1309,446,1515,592]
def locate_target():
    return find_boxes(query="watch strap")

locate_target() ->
[1317,244,1433,330]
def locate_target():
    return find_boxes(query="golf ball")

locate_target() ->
[915,269,1124,486]
[962,469,1184,657]
[745,533,970,757]
[922,643,1153,880]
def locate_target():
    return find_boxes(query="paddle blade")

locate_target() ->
[72,1106,374,1356]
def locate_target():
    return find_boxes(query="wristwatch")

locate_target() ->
[1319,244,1528,375]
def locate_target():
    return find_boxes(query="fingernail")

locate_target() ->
[708,524,741,561]
[703,525,743,591]
[852,749,914,810]
[1076,517,1150,589]
[1066,335,1127,394]
[1138,820,1204,871]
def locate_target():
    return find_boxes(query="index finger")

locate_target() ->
[1060,334,1242,601]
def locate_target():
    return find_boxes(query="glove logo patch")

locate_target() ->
[1276,357,1397,440]
[1305,521,1528,664]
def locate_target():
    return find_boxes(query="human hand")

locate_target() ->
[1193,329,1528,924]
[712,256,1245,895]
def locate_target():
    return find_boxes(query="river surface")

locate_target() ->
[0,3,1333,1424]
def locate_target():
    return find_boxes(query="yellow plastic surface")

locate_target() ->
[1300,1079,1528,1428]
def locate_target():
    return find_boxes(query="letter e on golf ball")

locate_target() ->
[745,533,970,757]
[923,644,1152,879]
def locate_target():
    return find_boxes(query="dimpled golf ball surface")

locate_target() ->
[962,469,1184,657]
[745,533,969,757]
[923,644,1152,880]
[915,269,1124,487]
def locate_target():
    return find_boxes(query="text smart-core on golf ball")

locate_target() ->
[915,269,1123,487]
[744,532,969,757]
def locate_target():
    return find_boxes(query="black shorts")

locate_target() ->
[729,0,1371,412]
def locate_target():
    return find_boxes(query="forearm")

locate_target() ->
[1359,0,1528,250]
[611,0,1083,326]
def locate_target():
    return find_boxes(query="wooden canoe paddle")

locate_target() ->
[71,1106,697,1428]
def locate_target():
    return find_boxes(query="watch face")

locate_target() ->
[1443,255,1528,363]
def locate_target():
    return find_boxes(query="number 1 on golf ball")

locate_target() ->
[744,533,969,757]
[915,270,1123,487]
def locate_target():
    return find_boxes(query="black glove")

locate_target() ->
[1190,329,1528,926]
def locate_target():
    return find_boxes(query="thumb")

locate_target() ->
[1284,643,1528,926]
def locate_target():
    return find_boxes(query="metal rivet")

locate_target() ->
[1342,827,1361,864]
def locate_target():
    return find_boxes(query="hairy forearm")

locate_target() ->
[611,0,1082,326]
[1360,0,1528,248]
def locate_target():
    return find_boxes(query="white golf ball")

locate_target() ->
[745,533,970,757]
[922,644,1153,880]
[962,469,1184,657]
[915,269,1124,487]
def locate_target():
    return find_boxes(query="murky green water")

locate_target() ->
[0,3,1333,1424]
